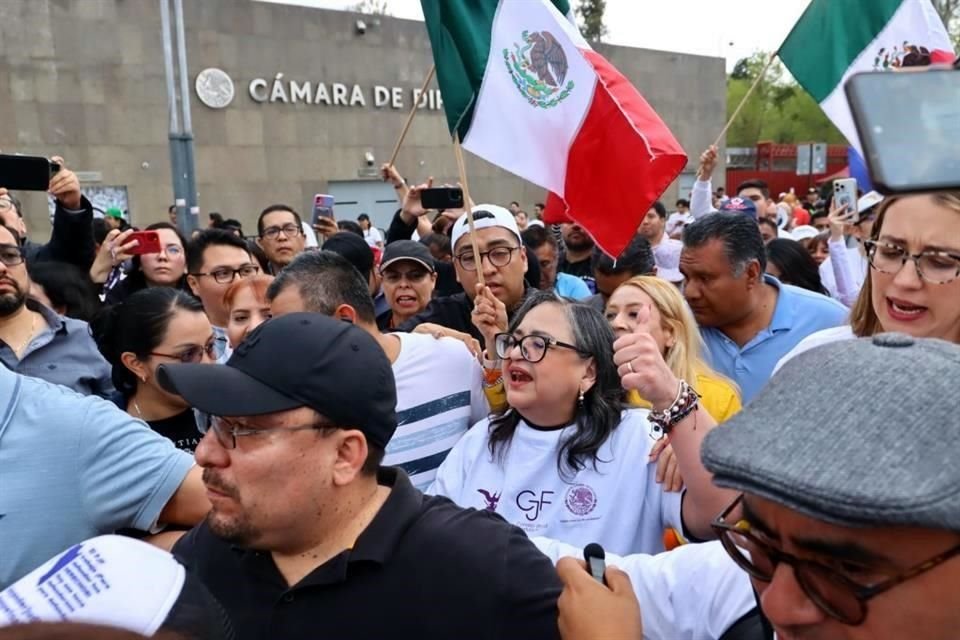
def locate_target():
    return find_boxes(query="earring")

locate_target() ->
[578,388,585,407]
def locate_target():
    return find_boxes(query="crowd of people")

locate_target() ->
[2,114,960,639]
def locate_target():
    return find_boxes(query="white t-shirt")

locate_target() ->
[384,333,488,491]
[773,324,855,375]
[364,226,383,248]
[429,408,683,556]
[534,537,757,640]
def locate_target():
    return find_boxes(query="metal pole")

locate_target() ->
[173,0,193,135]
[160,0,179,134]
[172,0,199,233]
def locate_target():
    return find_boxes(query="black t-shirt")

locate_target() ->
[173,468,561,640]
[558,255,596,293]
[150,409,203,453]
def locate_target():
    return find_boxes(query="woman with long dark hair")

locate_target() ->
[429,290,729,555]
[91,287,219,452]
[765,238,830,295]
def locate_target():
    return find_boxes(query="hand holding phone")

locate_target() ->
[0,154,61,191]
[313,194,335,224]
[832,178,859,224]
[421,187,464,211]
[126,231,161,256]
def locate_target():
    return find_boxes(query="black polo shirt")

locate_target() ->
[173,468,562,640]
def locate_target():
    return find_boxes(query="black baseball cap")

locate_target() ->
[379,240,434,273]
[157,313,397,449]
[323,232,374,280]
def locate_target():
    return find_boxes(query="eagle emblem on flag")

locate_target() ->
[503,30,575,108]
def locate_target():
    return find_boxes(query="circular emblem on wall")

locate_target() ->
[564,484,597,517]
[195,68,235,109]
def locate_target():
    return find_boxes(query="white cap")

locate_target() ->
[653,242,683,283]
[791,225,820,241]
[858,190,884,214]
[451,204,522,249]
[0,536,184,635]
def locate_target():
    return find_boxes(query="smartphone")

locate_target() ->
[0,154,61,191]
[845,69,960,194]
[421,187,464,211]
[312,194,335,223]
[127,231,161,256]
[833,178,859,223]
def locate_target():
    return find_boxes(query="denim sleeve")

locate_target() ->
[77,398,195,532]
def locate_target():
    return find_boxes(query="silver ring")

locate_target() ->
[627,361,635,374]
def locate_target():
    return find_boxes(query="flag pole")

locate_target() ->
[453,133,484,288]
[388,64,437,167]
[713,52,779,148]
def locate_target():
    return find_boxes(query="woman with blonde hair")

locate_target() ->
[605,275,741,423]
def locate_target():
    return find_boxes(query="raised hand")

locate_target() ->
[471,284,508,353]
[827,197,856,242]
[48,156,82,210]
[612,303,678,411]
[697,145,718,182]
[400,177,434,224]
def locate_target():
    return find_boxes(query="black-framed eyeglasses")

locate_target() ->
[150,338,223,364]
[261,223,301,240]
[189,264,260,284]
[200,415,336,450]
[712,494,960,625]
[0,244,24,267]
[863,240,960,285]
[455,246,520,271]
[494,332,588,364]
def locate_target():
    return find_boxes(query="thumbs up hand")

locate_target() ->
[612,304,680,411]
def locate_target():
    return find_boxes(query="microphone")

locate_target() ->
[583,542,607,586]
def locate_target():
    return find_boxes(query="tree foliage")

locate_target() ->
[575,0,607,42]
[351,0,390,15]
[726,52,845,147]
[931,0,960,48]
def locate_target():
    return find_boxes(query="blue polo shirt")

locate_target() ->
[0,365,195,588]
[555,272,592,300]
[700,276,847,404]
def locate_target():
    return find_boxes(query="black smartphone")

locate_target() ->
[845,69,960,194]
[421,187,464,210]
[0,154,61,191]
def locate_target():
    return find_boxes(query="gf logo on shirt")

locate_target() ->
[516,490,555,521]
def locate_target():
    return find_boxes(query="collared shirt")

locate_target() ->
[173,468,561,640]
[0,364,195,588]
[700,275,848,404]
[0,301,113,396]
[554,272,591,300]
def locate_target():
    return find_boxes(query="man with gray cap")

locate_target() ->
[159,313,561,640]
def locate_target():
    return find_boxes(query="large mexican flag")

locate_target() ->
[421,0,687,257]
[779,0,953,156]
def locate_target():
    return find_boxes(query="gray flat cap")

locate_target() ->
[701,333,960,531]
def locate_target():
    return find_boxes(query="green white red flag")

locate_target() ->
[421,0,688,257]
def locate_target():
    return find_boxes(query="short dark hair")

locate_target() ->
[766,238,828,295]
[676,198,690,208]
[419,232,451,257]
[510,201,520,207]
[521,224,557,251]
[758,217,779,233]
[186,228,252,274]
[266,250,376,324]
[337,220,364,237]
[736,179,770,201]
[209,212,224,226]
[357,213,370,223]
[27,261,100,322]
[650,201,667,219]
[220,218,243,233]
[257,204,302,237]
[682,213,767,274]
[591,234,655,276]
[168,204,176,214]
[90,287,205,396]
[92,218,110,245]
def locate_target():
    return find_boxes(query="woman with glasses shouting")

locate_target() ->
[429,289,733,555]
[778,191,960,368]
[91,287,220,453]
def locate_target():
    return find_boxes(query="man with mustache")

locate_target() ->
[558,222,596,292]
[159,313,561,640]
[0,224,112,395]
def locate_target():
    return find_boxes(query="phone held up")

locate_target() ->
[126,231,162,256]
[0,154,61,191]
[420,187,464,211]
[832,178,859,223]
[313,194,335,224]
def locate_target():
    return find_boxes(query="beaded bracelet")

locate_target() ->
[647,380,700,441]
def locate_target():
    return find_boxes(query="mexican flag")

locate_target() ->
[421,0,687,257]
[779,0,954,156]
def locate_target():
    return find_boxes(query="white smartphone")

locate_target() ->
[833,178,859,223]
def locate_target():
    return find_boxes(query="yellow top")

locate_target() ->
[627,373,741,423]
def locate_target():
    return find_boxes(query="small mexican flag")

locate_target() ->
[779,0,954,156]
[420,0,687,257]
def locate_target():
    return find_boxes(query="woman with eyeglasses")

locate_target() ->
[430,290,732,555]
[91,287,219,453]
[98,223,189,305]
[779,192,960,367]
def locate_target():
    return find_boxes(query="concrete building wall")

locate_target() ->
[0,0,726,239]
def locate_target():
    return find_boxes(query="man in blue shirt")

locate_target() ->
[0,363,208,588]
[522,225,591,300]
[680,213,847,403]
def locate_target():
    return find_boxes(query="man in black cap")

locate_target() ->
[159,313,560,640]
[376,240,437,330]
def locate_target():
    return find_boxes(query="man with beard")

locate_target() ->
[0,225,112,395]
[160,313,561,640]
[558,223,596,292]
